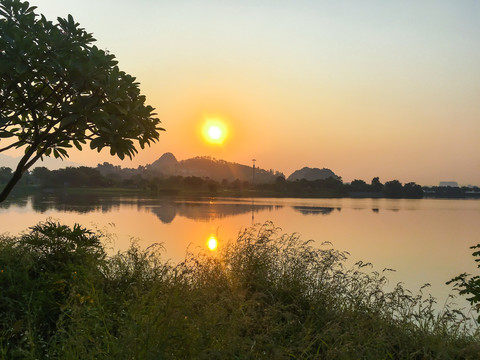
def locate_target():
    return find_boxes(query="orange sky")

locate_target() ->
[4,1,479,185]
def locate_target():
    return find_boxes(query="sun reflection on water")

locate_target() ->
[207,235,218,251]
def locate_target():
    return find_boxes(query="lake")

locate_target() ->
[1,192,479,312]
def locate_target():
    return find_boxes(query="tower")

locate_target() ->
[252,159,256,185]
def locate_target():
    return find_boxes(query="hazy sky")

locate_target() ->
[14,1,480,184]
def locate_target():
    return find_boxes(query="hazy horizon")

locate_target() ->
[1,152,476,187]
[3,0,479,185]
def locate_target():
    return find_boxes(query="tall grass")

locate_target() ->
[0,221,479,359]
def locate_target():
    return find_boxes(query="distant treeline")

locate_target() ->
[260,177,425,199]
[1,166,479,199]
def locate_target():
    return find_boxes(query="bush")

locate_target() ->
[448,244,480,322]
[0,222,479,358]
[0,221,106,358]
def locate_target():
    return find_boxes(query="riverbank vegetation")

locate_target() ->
[1,221,479,359]
[3,165,479,200]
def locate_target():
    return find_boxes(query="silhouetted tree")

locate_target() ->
[31,167,53,186]
[31,166,110,187]
[207,180,218,193]
[231,179,243,190]
[383,180,403,198]
[275,176,287,191]
[0,167,12,184]
[184,176,204,189]
[0,0,163,202]
[403,182,423,199]
[434,186,465,198]
[350,179,369,192]
[371,177,383,192]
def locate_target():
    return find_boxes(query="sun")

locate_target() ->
[208,125,222,140]
[202,119,228,145]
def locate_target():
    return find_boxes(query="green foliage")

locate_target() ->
[448,244,480,322]
[0,0,163,201]
[0,221,106,358]
[1,222,479,358]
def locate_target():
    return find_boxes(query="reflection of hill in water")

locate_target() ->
[2,193,280,224]
[1,193,133,214]
[30,193,122,214]
[2,194,398,222]
[149,202,277,223]
[292,206,339,215]
[148,203,176,223]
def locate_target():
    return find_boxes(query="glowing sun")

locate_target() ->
[202,119,228,145]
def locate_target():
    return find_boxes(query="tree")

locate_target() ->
[383,180,403,198]
[370,177,383,192]
[0,166,12,183]
[403,182,423,199]
[0,0,164,202]
[350,179,369,192]
[31,165,50,181]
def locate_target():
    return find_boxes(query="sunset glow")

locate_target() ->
[202,119,228,145]
[5,1,479,185]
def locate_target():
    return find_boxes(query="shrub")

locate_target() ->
[448,244,480,322]
[0,221,106,358]
[0,222,479,358]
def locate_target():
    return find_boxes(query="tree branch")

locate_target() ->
[23,142,54,170]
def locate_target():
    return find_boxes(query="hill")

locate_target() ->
[287,167,340,181]
[147,154,283,183]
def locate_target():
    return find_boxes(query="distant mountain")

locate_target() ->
[150,152,178,169]
[147,154,283,183]
[287,167,340,181]
[0,153,80,170]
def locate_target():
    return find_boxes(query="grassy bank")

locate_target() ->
[0,222,479,359]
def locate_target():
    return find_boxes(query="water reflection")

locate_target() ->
[2,193,470,225]
[1,193,282,223]
[30,193,123,214]
[0,193,29,209]
[149,203,176,223]
[149,201,277,223]
[8,193,406,223]
[292,206,337,215]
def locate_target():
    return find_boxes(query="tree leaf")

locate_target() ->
[15,62,27,74]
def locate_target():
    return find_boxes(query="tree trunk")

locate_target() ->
[0,143,43,203]
[0,167,24,203]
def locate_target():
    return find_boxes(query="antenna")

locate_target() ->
[252,159,256,185]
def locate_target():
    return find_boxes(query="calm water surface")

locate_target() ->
[1,193,479,311]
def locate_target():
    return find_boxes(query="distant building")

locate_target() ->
[439,181,459,187]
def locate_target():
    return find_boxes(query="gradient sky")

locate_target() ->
[9,0,479,185]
